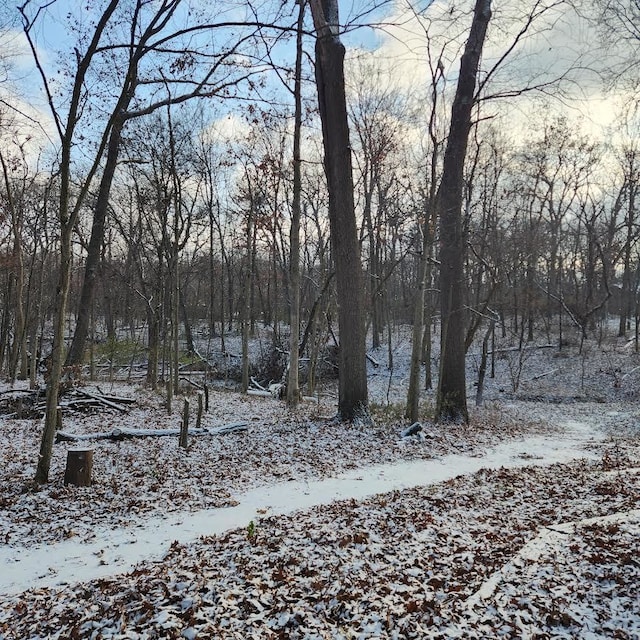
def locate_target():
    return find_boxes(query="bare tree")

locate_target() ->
[308,0,369,422]
[405,42,446,422]
[21,0,125,484]
[598,0,640,91]
[21,0,282,483]
[66,1,264,366]
[435,0,492,424]
[287,0,305,407]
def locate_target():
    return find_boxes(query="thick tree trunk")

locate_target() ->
[436,0,492,424]
[310,0,369,422]
[66,122,123,366]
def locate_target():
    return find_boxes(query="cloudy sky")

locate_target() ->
[343,0,636,138]
[0,0,636,156]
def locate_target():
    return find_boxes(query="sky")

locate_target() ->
[0,0,637,163]
[343,0,636,138]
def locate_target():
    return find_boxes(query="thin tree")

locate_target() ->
[21,0,270,483]
[22,0,124,485]
[405,42,445,423]
[66,1,263,366]
[287,0,305,407]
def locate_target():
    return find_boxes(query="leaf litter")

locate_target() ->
[0,335,639,638]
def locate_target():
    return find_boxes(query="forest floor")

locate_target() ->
[0,326,639,639]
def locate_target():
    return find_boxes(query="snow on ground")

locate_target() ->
[0,449,638,639]
[0,329,639,638]
[0,422,606,597]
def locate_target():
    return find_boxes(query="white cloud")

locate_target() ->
[343,0,635,140]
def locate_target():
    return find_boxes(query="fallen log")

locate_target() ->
[55,422,248,443]
[526,368,559,382]
[247,389,272,397]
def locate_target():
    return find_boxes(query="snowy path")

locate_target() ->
[0,421,604,597]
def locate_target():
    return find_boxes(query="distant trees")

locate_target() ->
[21,0,267,483]
[598,0,640,89]
[2,0,640,476]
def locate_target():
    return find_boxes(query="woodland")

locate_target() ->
[0,1,639,635]
[0,0,637,437]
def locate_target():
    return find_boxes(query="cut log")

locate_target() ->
[55,422,249,443]
[64,449,93,487]
[1,388,134,419]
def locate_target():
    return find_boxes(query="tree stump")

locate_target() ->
[64,449,93,487]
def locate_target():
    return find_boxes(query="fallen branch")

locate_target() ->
[466,509,640,607]
[622,366,640,380]
[75,389,131,413]
[180,377,204,389]
[366,354,380,368]
[250,377,268,391]
[55,422,248,443]
[527,368,559,382]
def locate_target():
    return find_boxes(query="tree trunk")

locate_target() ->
[436,0,492,424]
[310,0,369,422]
[35,224,74,484]
[0,148,26,383]
[66,121,123,365]
[287,0,305,408]
[179,285,195,355]
[405,229,429,422]
[146,306,160,388]
[241,212,253,394]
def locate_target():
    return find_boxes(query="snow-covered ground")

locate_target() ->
[0,328,639,638]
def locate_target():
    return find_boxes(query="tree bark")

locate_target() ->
[435,0,492,424]
[0,149,26,383]
[66,120,123,366]
[287,0,305,408]
[310,0,369,422]
[405,228,429,422]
